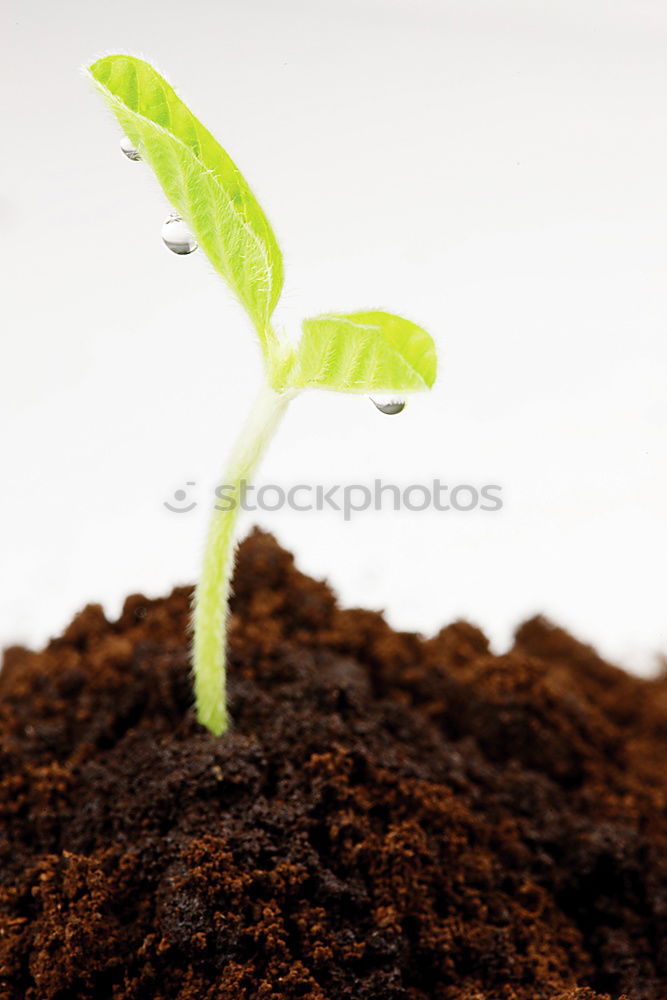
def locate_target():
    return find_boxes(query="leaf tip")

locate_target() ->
[86,52,155,87]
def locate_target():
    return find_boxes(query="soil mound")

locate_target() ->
[1,530,666,999]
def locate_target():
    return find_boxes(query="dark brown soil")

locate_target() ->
[1,531,666,1000]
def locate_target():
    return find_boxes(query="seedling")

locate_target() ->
[88,55,438,736]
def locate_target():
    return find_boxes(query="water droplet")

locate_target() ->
[161,213,198,255]
[120,135,141,161]
[371,396,406,415]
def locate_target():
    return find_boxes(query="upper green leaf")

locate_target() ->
[281,311,437,393]
[88,55,283,345]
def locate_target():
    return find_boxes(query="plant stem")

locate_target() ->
[193,379,296,735]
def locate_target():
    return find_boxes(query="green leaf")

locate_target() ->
[282,311,437,393]
[88,55,283,345]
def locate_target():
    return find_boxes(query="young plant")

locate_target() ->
[88,55,438,736]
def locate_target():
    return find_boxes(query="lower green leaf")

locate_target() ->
[281,311,437,392]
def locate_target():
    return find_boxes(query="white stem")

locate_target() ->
[192,380,296,734]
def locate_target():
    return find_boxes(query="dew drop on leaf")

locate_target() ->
[161,213,198,255]
[120,135,141,161]
[371,396,406,415]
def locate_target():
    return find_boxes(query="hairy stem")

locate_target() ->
[193,380,296,735]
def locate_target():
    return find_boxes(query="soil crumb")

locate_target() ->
[1,530,666,999]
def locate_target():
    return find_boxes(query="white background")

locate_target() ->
[2,0,665,672]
